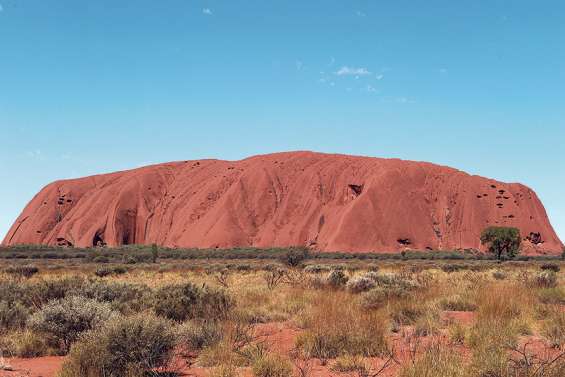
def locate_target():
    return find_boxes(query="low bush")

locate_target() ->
[326,270,348,288]
[359,286,410,310]
[122,255,137,264]
[178,320,223,352]
[389,299,426,326]
[371,272,420,290]
[491,270,507,280]
[4,265,39,278]
[94,265,127,277]
[0,329,49,357]
[441,263,469,273]
[252,354,292,377]
[534,271,558,288]
[28,296,116,353]
[59,313,176,377]
[303,264,331,274]
[23,276,85,308]
[330,355,368,373]
[92,255,109,264]
[74,280,148,314]
[439,295,477,311]
[152,282,233,321]
[540,263,560,272]
[346,276,376,293]
[0,301,30,332]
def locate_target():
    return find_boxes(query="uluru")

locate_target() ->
[3,151,562,254]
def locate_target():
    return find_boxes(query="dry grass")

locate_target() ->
[296,290,389,359]
[0,255,563,376]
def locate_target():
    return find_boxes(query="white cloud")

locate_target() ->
[366,85,377,93]
[375,74,384,80]
[0,4,3,12]
[26,149,43,160]
[202,8,212,15]
[334,66,371,76]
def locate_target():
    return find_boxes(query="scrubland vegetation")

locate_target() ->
[0,246,563,376]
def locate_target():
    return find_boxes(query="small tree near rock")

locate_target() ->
[151,243,159,264]
[480,226,521,260]
[281,247,310,267]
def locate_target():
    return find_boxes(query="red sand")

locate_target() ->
[1,356,63,377]
[2,319,562,377]
[3,151,562,253]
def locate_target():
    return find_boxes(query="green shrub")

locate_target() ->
[28,296,116,353]
[441,263,468,273]
[152,282,232,321]
[540,263,560,272]
[23,276,85,308]
[60,313,176,377]
[535,271,558,288]
[0,280,24,306]
[94,265,127,277]
[491,270,507,280]
[281,247,309,267]
[178,320,223,351]
[93,267,113,277]
[359,286,409,310]
[303,264,331,273]
[371,273,420,290]
[0,301,30,332]
[252,354,292,377]
[92,255,109,263]
[122,255,137,264]
[439,295,477,312]
[346,276,376,293]
[74,280,148,314]
[326,270,348,288]
[4,265,39,278]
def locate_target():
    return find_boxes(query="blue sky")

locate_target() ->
[0,1,564,243]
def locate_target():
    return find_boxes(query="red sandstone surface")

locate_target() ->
[3,151,562,253]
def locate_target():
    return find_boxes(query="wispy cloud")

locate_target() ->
[26,149,44,160]
[375,74,384,80]
[366,85,377,93]
[439,68,448,74]
[334,66,371,76]
[202,8,212,15]
[0,4,4,12]
[356,10,366,17]
[295,60,303,70]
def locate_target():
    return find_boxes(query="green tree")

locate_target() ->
[480,226,521,260]
[151,243,159,264]
[281,246,310,267]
